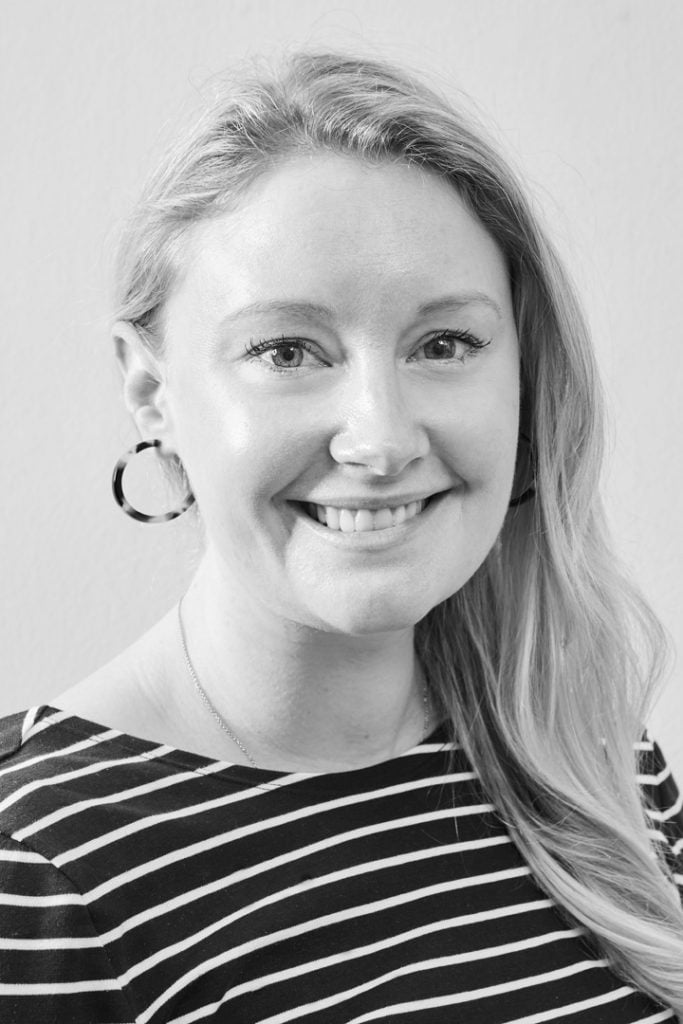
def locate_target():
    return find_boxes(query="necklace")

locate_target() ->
[177,598,433,770]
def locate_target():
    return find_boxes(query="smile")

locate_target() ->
[306,499,427,533]
[288,490,455,543]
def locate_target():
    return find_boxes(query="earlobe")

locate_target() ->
[112,320,171,439]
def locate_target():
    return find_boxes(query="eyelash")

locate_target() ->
[243,329,491,373]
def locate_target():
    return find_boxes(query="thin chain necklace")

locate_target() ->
[177,599,432,770]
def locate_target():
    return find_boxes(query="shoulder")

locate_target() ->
[52,607,182,745]
[0,707,35,762]
[0,705,86,772]
[0,700,190,867]
[0,705,124,837]
[637,730,683,894]
[637,731,682,821]
[50,609,241,762]
[53,661,145,732]
[0,705,121,781]
[0,826,134,1020]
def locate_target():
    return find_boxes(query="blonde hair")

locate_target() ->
[114,50,683,1012]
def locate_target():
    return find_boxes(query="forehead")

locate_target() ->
[171,152,512,326]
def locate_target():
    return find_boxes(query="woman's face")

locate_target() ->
[162,152,520,634]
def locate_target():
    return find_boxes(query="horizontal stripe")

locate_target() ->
[168,924,581,1024]
[0,890,83,907]
[637,766,672,785]
[646,791,683,823]
[0,745,174,816]
[185,905,569,1015]
[53,767,308,868]
[118,834,517,981]
[0,978,123,995]
[0,934,103,950]
[1,709,679,1024]
[0,728,120,781]
[269,957,612,1024]
[492,993,674,1024]
[135,866,533,1021]
[85,773,486,901]
[100,806,500,943]
[13,759,228,842]
[0,847,43,863]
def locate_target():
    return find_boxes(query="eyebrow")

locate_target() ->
[218,291,503,327]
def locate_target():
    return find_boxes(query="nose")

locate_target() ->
[328,361,430,476]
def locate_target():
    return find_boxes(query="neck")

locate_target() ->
[176,554,432,772]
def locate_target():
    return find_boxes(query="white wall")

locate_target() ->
[1,0,681,779]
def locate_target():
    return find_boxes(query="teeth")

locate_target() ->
[307,499,427,533]
[339,509,356,533]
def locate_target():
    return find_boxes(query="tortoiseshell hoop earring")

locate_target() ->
[112,439,195,524]
[509,432,536,508]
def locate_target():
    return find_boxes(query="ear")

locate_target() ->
[112,321,174,442]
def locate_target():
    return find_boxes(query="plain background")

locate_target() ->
[1,0,681,781]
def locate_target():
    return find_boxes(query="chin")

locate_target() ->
[304,588,443,637]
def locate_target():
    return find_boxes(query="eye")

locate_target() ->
[414,329,491,362]
[243,336,325,373]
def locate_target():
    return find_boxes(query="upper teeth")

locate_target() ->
[307,500,427,533]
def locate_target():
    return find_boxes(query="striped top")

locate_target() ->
[0,706,681,1024]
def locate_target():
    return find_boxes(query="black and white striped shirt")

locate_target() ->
[0,705,681,1023]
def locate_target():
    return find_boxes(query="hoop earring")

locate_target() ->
[112,439,195,523]
[509,432,536,507]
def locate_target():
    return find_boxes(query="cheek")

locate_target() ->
[440,385,519,490]
[179,386,313,527]
[470,427,519,491]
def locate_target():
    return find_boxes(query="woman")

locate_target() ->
[0,50,681,1023]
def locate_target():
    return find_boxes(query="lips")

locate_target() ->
[306,498,427,533]
[288,490,455,535]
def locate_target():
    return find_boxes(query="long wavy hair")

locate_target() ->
[114,50,683,1012]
